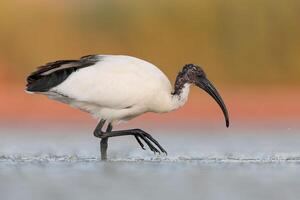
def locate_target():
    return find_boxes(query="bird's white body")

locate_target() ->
[46,55,190,123]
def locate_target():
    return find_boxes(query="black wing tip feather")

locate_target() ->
[26,54,100,92]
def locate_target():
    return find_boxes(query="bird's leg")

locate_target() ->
[93,119,106,138]
[93,119,111,160]
[100,123,112,160]
[102,129,167,155]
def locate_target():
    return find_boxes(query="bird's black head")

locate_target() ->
[174,63,230,127]
[181,64,207,84]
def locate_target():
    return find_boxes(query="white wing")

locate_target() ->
[52,55,172,109]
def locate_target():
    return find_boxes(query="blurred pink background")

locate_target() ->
[0,1,299,129]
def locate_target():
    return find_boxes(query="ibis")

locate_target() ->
[26,55,229,160]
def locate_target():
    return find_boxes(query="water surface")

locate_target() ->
[0,127,299,200]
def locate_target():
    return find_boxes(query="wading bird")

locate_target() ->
[26,55,229,160]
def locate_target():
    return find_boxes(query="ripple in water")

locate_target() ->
[1,154,300,164]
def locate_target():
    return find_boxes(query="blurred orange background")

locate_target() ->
[0,0,299,129]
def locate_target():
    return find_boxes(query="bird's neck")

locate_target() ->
[170,74,191,110]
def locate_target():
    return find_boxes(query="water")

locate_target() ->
[0,126,300,200]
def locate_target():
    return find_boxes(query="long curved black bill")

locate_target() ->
[196,78,230,127]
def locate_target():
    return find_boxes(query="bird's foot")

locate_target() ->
[102,129,167,155]
[132,129,168,155]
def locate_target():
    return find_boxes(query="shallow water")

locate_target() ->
[0,126,300,200]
